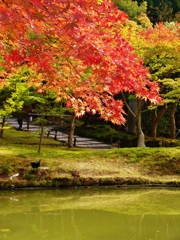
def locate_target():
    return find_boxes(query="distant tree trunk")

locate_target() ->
[68,114,76,148]
[170,100,178,139]
[151,104,168,137]
[83,113,90,126]
[135,99,145,147]
[127,99,137,134]
[0,117,6,138]
[38,119,44,153]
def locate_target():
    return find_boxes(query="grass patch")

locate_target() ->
[0,127,180,188]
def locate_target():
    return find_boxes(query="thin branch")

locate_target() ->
[121,93,136,117]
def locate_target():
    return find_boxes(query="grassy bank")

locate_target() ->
[1,127,180,189]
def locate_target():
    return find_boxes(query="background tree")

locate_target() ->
[135,0,180,23]
[113,0,147,22]
[120,15,180,139]
[32,90,64,153]
[0,67,37,137]
[117,12,157,146]
[140,23,180,138]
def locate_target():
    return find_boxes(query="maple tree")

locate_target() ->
[139,22,180,138]
[115,15,155,146]
[120,15,180,139]
[0,0,161,147]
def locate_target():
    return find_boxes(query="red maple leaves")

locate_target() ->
[0,0,161,124]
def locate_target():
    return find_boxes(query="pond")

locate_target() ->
[0,187,180,240]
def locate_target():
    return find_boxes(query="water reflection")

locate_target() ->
[0,188,180,239]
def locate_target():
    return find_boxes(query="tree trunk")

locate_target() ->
[135,100,145,147]
[121,94,146,147]
[68,114,76,148]
[38,119,44,153]
[151,104,168,137]
[0,117,6,138]
[170,100,178,139]
[83,113,90,126]
[127,99,137,134]
[136,122,145,147]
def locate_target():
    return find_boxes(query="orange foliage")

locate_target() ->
[0,0,161,124]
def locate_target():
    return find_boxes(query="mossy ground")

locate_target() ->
[0,125,180,189]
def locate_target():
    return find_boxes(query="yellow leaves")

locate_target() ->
[120,19,148,58]
[2,38,19,48]
[137,13,153,29]
[97,0,104,4]
[0,229,10,233]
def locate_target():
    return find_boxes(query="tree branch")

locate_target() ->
[121,92,136,117]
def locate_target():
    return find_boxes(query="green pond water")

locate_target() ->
[0,187,180,240]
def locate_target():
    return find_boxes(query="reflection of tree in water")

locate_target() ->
[2,189,180,239]
[1,211,180,239]
[24,209,82,240]
[30,221,49,239]
[69,210,82,239]
[20,206,48,240]
[0,229,11,239]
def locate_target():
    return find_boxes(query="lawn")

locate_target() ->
[0,127,180,189]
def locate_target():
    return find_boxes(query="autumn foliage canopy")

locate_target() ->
[0,0,161,124]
